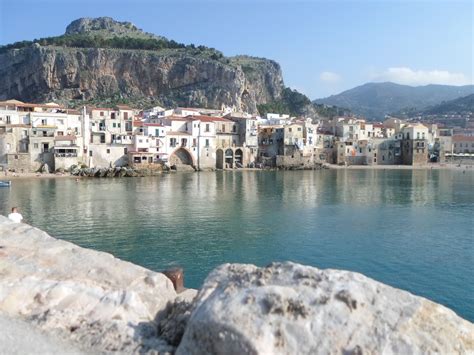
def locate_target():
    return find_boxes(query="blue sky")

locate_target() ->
[0,0,472,98]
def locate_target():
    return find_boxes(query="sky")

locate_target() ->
[0,0,472,99]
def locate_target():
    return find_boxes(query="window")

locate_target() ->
[118,123,121,128]
[289,128,292,132]
[298,127,301,131]
[123,112,128,120]
[6,116,11,124]
[205,139,209,147]
[232,125,236,133]
[221,124,225,132]
[205,124,210,132]
[34,143,38,149]
[91,122,95,126]
[111,112,116,119]
[41,119,47,125]
[124,148,128,154]
[181,138,187,146]
[100,135,106,144]
[113,123,116,128]
[193,138,197,147]
[170,138,177,147]
[100,112,104,116]
[417,132,420,139]
[107,149,110,154]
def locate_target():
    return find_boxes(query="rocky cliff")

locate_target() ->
[0,18,284,113]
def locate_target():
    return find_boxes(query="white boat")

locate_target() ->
[0,180,11,187]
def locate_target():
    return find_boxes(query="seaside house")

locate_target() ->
[86,106,135,168]
[0,101,85,172]
[399,123,429,165]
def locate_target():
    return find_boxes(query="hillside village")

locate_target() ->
[0,99,473,174]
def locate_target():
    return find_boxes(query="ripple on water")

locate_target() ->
[0,170,473,321]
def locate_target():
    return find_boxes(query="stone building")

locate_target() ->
[400,124,429,165]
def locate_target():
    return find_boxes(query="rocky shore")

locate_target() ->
[0,217,472,354]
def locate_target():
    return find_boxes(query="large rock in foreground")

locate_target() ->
[178,262,473,354]
[0,216,177,353]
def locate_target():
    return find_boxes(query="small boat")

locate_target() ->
[0,180,11,187]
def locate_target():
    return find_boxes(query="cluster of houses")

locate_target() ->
[0,99,473,173]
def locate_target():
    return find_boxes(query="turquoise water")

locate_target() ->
[1,169,473,321]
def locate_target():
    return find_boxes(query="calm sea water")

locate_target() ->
[1,169,473,321]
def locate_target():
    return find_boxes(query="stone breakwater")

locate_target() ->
[0,217,472,354]
[70,165,167,178]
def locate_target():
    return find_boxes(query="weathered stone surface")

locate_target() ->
[178,262,474,355]
[0,216,177,353]
[0,313,85,354]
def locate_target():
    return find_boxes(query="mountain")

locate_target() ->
[314,82,474,120]
[0,17,284,113]
[422,94,474,115]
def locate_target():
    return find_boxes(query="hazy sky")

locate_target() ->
[1,0,472,98]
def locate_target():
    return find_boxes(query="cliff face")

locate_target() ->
[0,19,284,113]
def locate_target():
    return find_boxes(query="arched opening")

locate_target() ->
[235,148,243,168]
[169,148,193,167]
[225,149,234,168]
[216,149,224,169]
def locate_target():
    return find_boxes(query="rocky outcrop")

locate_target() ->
[178,262,473,354]
[69,165,167,177]
[1,218,472,354]
[0,19,284,113]
[65,17,156,38]
[0,216,178,353]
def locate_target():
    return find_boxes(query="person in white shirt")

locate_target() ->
[8,207,23,223]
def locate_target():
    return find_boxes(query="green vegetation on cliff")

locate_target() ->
[258,88,349,118]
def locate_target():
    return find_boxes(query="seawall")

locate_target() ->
[0,217,472,354]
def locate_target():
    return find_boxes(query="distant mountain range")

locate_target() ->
[421,93,474,115]
[314,82,474,120]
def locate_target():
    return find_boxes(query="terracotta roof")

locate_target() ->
[452,135,474,142]
[143,123,164,127]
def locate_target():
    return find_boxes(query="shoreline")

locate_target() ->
[1,162,472,180]
[323,163,473,171]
